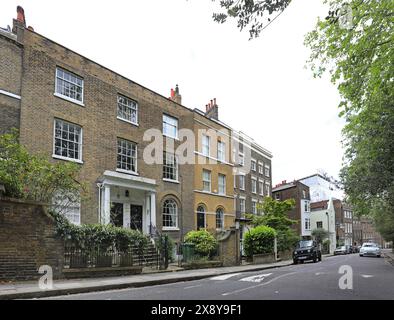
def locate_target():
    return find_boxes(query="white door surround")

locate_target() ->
[99,170,157,235]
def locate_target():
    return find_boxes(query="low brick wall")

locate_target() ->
[0,198,64,281]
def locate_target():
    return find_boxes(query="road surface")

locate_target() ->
[43,253,394,300]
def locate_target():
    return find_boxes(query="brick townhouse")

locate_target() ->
[0,7,272,246]
[272,180,311,239]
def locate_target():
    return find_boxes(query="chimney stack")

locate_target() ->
[169,84,182,105]
[12,6,27,41]
[16,6,26,26]
[204,98,219,120]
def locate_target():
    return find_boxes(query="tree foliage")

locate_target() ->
[311,228,329,244]
[0,130,86,213]
[211,0,291,39]
[305,0,394,242]
[244,225,276,256]
[246,197,299,251]
[248,197,297,230]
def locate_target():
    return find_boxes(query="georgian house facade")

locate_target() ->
[0,11,195,246]
[0,7,273,250]
[193,102,235,232]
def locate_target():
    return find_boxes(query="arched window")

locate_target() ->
[216,208,224,230]
[197,205,206,230]
[163,199,178,228]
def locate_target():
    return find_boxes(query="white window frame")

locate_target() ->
[163,151,179,182]
[238,153,245,166]
[163,114,178,139]
[53,193,81,225]
[239,198,246,214]
[251,177,257,194]
[217,141,225,162]
[53,119,83,163]
[265,181,270,196]
[251,159,257,171]
[258,163,264,175]
[265,165,270,177]
[252,200,258,215]
[117,94,138,126]
[216,208,224,230]
[239,175,245,190]
[218,174,226,195]
[202,169,211,192]
[259,180,264,196]
[54,67,84,105]
[162,199,178,230]
[202,135,211,157]
[116,138,138,174]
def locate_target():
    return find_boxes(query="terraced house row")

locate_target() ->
[0,7,272,248]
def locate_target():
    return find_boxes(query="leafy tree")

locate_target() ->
[244,225,276,257]
[0,130,86,214]
[305,0,394,242]
[211,0,291,39]
[246,197,299,251]
[311,228,329,244]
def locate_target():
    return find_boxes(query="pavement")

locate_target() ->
[0,258,296,300]
[41,251,394,300]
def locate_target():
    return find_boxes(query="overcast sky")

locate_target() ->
[1,0,345,185]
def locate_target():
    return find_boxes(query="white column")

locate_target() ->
[144,193,150,234]
[103,185,111,225]
[150,192,157,231]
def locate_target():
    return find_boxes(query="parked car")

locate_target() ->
[334,246,347,255]
[345,245,352,254]
[293,240,322,264]
[353,246,361,253]
[359,243,381,257]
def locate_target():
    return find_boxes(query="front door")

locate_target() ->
[110,202,123,227]
[130,205,143,231]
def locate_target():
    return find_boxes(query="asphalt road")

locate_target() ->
[44,253,394,300]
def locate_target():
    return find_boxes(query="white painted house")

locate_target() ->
[310,198,337,254]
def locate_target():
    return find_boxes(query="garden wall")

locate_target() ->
[0,198,64,281]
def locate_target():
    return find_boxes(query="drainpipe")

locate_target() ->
[97,183,104,224]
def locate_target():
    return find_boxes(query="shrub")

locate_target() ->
[276,229,300,252]
[184,230,218,257]
[50,211,147,253]
[244,225,277,257]
[156,234,175,262]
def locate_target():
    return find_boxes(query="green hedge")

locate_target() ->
[184,230,218,257]
[244,225,277,257]
[51,211,148,253]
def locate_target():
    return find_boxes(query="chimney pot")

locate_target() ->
[16,6,26,26]
[214,98,217,106]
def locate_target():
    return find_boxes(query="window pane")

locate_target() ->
[55,67,83,102]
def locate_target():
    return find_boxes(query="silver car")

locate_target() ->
[359,243,381,257]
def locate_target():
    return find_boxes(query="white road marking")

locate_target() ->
[222,272,297,296]
[184,284,203,289]
[361,274,374,278]
[210,273,242,281]
[239,273,272,283]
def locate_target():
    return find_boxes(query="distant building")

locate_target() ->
[353,216,384,247]
[272,180,311,239]
[299,174,343,202]
[310,199,336,253]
